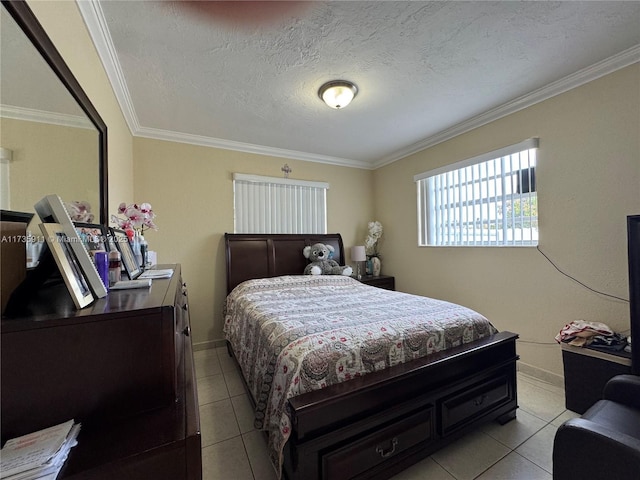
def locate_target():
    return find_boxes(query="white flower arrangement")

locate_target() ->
[111,202,158,235]
[65,200,94,223]
[364,220,383,257]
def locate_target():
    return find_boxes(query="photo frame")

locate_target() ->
[40,223,94,309]
[73,222,109,259]
[34,194,107,298]
[109,228,141,280]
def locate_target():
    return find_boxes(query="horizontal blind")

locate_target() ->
[233,173,328,234]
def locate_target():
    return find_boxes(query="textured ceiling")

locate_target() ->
[81,1,639,168]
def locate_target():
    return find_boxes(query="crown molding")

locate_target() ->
[1,104,94,129]
[77,0,140,133]
[374,44,640,169]
[135,126,373,169]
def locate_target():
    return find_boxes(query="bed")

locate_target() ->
[224,233,518,480]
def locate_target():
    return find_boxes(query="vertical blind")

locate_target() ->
[414,138,539,246]
[233,173,329,234]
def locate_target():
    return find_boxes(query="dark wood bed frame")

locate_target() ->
[225,233,519,480]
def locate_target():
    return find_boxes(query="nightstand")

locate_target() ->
[358,275,395,291]
[561,343,632,413]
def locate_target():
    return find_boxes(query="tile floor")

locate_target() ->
[194,347,578,480]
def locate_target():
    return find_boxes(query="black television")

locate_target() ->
[628,215,640,375]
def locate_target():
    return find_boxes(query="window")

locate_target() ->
[415,138,539,247]
[233,173,328,234]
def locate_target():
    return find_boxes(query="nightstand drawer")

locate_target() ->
[359,275,395,291]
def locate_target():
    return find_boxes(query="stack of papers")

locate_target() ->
[0,420,81,480]
[139,268,174,279]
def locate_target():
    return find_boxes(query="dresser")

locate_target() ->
[1,264,201,479]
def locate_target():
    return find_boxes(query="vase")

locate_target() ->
[365,258,373,275]
[371,256,381,277]
[139,234,149,270]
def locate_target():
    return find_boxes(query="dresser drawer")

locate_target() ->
[439,372,513,436]
[321,407,434,480]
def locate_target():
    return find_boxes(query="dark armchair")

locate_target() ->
[553,374,640,480]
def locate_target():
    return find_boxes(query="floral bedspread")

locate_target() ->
[223,275,497,475]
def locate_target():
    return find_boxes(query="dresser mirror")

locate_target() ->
[0,1,108,225]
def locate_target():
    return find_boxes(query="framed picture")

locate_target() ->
[109,228,141,280]
[40,223,94,309]
[73,222,109,259]
[34,194,107,298]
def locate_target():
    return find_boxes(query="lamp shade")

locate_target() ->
[351,245,366,262]
[318,80,358,109]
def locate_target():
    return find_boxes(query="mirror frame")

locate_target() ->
[2,0,108,225]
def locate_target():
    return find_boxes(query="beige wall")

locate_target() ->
[27,0,134,214]
[375,64,640,381]
[132,137,374,347]
[1,118,99,219]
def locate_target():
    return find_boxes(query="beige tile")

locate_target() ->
[217,345,240,373]
[389,456,455,480]
[518,372,565,397]
[475,451,552,480]
[515,423,558,473]
[231,393,257,434]
[199,398,241,447]
[197,373,230,406]
[242,429,278,480]
[202,436,254,480]
[482,408,547,449]
[517,378,566,422]
[550,409,580,427]
[224,365,248,397]
[194,348,222,378]
[431,430,510,480]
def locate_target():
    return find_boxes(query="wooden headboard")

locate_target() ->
[224,233,346,294]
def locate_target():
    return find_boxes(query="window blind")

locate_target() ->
[414,138,539,246]
[233,173,328,234]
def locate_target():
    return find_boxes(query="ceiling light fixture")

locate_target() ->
[318,80,358,109]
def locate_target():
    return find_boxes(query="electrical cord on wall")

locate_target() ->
[516,247,631,347]
[536,245,629,303]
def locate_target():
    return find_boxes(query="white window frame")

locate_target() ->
[414,138,539,247]
[233,173,329,234]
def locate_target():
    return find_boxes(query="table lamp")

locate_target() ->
[351,245,366,280]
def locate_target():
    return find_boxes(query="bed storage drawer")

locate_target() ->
[440,371,513,436]
[321,407,434,480]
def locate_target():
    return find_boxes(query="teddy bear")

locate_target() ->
[303,243,353,276]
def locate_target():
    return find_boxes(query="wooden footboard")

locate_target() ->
[282,331,518,480]
[229,331,519,480]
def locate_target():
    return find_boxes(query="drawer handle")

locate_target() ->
[473,394,488,407]
[183,325,191,337]
[182,303,188,311]
[375,437,398,458]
